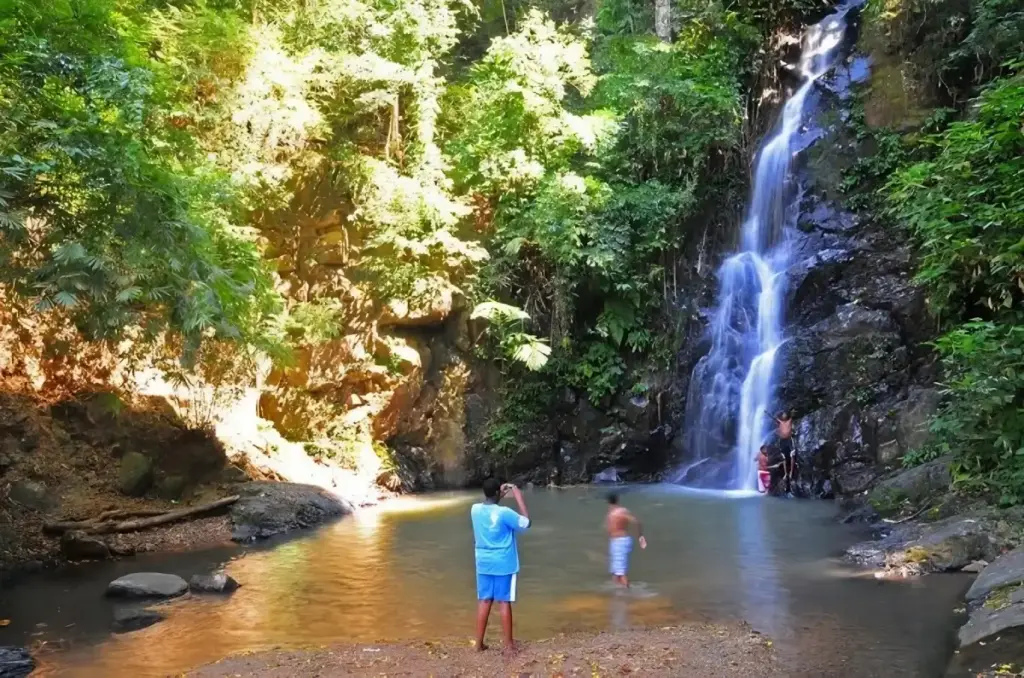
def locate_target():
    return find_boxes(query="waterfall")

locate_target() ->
[675,6,853,492]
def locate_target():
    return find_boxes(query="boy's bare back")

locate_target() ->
[606,506,632,538]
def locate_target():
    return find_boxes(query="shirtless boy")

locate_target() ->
[756,444,772,494]
[606,493,646,588]
[775,411,796,492]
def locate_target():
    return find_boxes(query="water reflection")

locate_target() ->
[4,486,968,677]
[735,497,791,638]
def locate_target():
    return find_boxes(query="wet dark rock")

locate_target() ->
[947,546,1024,676]
[967,546,1024,605]
[593,467,621,483]
[189,572,240,594]
[230,481,351,542]
[779,304,908,415]
[118,452,153,497]
[112,607,166,633]
[106,572,189,599]
[9,480,53,511]
[894,388,942,458]
[0,647,34,678]
[60,530,111,561]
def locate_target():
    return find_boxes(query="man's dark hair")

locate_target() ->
[483,477,501,500]
[779,411,791,421]
[607,492,619,505]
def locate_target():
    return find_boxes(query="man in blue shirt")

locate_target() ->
[471,478,530,653]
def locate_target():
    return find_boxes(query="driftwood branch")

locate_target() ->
[44,496,239,535]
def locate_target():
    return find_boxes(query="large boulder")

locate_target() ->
[949,549,1024,677]
[0,647,34,678]
[866,457,952,517]
[967,546,1024,606]
[230,482,351,542]
[60,530,111,561]
[8,480,53,511]
[106,573,189,599]
[118,452,154,497]
[848,513,1000,574]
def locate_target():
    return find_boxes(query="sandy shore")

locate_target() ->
[191,623,781,677]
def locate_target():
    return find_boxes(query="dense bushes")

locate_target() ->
[886,64,1024,503]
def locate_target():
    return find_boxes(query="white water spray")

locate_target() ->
[676,7,853,492]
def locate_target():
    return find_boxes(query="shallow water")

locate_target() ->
[2,485,968,676]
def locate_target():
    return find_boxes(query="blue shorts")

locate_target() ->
[477,573,517,602]
[609,536,632,576]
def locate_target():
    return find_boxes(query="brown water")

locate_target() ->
[2,485,968,676]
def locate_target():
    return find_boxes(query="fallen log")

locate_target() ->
[48,508,172,532]
[44,496,239,535]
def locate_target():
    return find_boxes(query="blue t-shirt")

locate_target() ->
[471,502,530,576]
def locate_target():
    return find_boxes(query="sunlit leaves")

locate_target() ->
[511,338,551,371]
[471,300,530,321]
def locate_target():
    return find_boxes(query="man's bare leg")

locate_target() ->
[475,600,492,651]
[499,602,517,654]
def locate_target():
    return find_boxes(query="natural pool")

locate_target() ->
[1,485,968,676]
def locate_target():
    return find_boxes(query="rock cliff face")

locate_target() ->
[765,15,941,500]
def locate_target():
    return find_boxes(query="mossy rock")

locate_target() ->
[118,452,153,497]
[985,584,1024,612]
[868,486,909,517]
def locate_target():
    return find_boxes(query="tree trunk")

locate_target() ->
[44,496,239,535]
[655,0,671,41]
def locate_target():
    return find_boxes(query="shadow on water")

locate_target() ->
[1,486,968,677]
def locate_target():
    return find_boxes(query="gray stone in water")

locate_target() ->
[189,572,240,594]
[106,573,188,599]
[962,560,989,574]
[967,546,1024,604]
[593,467,620,483]
[112,607,166,633]
[0,647,34,678]
[118,452,153,497]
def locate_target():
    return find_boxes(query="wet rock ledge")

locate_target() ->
[946,545,1024,677]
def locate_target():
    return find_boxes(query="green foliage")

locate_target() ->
[567,341,626,402]
[928,323,1024,505]
[445,5,755,404]
[471,300,551,370]
[887,68,1024,323]
[0,3,279,355]
[285,299,345,343]
[887,64,1024,503]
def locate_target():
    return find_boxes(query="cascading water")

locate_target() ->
[675,6,854,492]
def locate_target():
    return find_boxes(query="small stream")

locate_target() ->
[2,486,967,676]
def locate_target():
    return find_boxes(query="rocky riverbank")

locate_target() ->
[0,387,374,582]
[191,623,779,678]
[834,455,1024,677]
